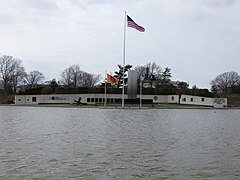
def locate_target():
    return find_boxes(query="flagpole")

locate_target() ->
[104,70,107,108]
[140,77,142,108]
[122,11,127,108]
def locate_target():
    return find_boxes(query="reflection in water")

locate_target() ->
[0,106,240,179]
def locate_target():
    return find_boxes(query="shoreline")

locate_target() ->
[1,103,238,109]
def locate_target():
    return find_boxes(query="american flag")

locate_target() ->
[127,15,145,32]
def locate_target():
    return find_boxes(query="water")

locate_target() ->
[0,106,240,179]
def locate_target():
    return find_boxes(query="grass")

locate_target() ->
[35,103,212,109]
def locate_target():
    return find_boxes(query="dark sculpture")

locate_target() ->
[74,97,87,105]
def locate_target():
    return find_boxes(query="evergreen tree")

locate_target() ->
[114,64,132,88]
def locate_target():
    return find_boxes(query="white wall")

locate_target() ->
[138,95,179,104]
[180,95,213,106]
[15,94,126,105]
[213,98,227,108]
[15,94,227,108]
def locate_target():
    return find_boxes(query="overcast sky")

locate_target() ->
[0,0,240,89]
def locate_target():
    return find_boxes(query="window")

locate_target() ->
[87,98,90,102]
[171,96,174,101]
[202,98,204,102]
[191,98,193,102]
[182,98,186,102]
[51,97,55,100]
[18,99,21,101]
[99,98,102,103]
[95,98,98,103]
[27,99,29,101]
[32,97,37,102]
[91,98,94,102]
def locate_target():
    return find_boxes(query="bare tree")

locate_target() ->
[146,62,162,79]
[24,70,45,88]
[210,71,240,94]
[70,65,82,87]
[0,55,24,94]
[11,61,26,93]
[134,65,146,80]
[60,67,73,86]
[60,65,82,87]
[80,72,101,87]
[135,62,162,88]
[60,65,101,87]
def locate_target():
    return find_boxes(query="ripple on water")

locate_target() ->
[0,107,240,179]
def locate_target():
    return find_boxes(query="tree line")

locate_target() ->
[0,55,101,95]
[104,62,240,97]
[2,54,238,97]
[103,62,212,97]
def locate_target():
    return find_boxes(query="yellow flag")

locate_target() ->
[107,74,118,85]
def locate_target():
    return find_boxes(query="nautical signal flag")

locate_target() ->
[127,15,145,32]
[107,74,119,85]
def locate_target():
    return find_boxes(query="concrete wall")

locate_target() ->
[139,95,179,104]
[213,98,227,108]
[180,95,213,107]
[15,94,127,105]
[15,94,227,108]
[15,94,79,105]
